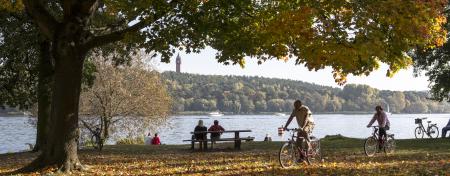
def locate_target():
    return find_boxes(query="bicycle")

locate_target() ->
[279,128,321,168]
[414,117,439,138]
[364,126,395,157]
[90,129,104,151]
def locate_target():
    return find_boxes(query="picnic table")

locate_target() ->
[183,130,254,150]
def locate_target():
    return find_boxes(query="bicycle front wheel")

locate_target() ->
[414,127,423,139]
[364,137,378,157]
[428,126,439,138]
[279,142,298,168]
[384,136,395,154]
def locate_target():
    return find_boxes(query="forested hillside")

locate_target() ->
[162,72,450,114]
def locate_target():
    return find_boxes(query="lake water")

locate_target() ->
[1,114,449,154]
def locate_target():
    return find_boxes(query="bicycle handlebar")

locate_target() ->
[284,127,303,131]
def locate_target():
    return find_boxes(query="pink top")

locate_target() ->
[368,111,390,128]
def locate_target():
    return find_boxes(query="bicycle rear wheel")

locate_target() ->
[279,142,298,168]
[91,135,99,149]
[384,136,395,154]
[364,137,378,157]
[414,127,423,139]
[91,135,103,150]
[428,126,439,138]
[307,139,321,164]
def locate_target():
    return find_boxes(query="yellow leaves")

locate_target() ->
[256,0,447,84]
[278,55,289,62]
[332,71,347,85]
[0,0,24,12]
[238,58,246,68]
[2,137,450,175]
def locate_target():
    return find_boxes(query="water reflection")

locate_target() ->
[1,113,449,153]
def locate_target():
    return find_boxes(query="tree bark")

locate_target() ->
[33,40,53,152]
[103,117,110,139]
[18,27,87,172]
[41,36,86,171]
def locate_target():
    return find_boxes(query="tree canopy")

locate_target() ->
[2,0,446,82]
[207,0,448,84]
[412,2,450,102]
[0,10,39,109]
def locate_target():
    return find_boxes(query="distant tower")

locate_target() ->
[176,53,181,73]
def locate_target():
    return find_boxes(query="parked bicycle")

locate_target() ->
[91,129,104,150]
[414,117,439,138]
[364,126,395,157]
[279,128,321,168]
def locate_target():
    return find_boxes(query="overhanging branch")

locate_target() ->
[83,20,147,50]
[23,0,59,40]
[82,0,181,51]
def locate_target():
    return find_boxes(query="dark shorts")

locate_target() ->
[379,127,387,139]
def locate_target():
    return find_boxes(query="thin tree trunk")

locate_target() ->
[98,117,109,151]
[33,40,53,152]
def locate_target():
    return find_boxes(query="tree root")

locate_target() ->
[56,159,87,173]
[14,156,47,174]
[13,156,89,174]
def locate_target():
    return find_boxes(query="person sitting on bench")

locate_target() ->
[442,118,450,138]
[194,120,207,140]
[208,120,225,142]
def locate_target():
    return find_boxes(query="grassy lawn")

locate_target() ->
[1,136,449,175]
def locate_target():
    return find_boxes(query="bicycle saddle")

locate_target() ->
[388,134,395,137]
[427,121,432,123]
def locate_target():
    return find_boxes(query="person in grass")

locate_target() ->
[151,133,161,145]
[441,118,450,138]
[145,132,153,145]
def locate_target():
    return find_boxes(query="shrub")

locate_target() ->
[116,136,145,145]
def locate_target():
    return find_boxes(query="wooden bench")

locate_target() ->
[183,137,255,150]
[183,130,253,150]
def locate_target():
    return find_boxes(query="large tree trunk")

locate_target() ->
[41,38,86,171]
[19,29,87,172]
[33,40,53,152]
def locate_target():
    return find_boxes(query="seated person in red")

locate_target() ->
[151,133,161,145]
[208,120,225,141]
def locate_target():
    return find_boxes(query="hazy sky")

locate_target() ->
[156,47,430,91]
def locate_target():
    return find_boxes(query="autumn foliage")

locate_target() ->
[1,136,449,175]
[252,0,449,84]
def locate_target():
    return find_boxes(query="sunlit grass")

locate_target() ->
[1,136,449,175]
